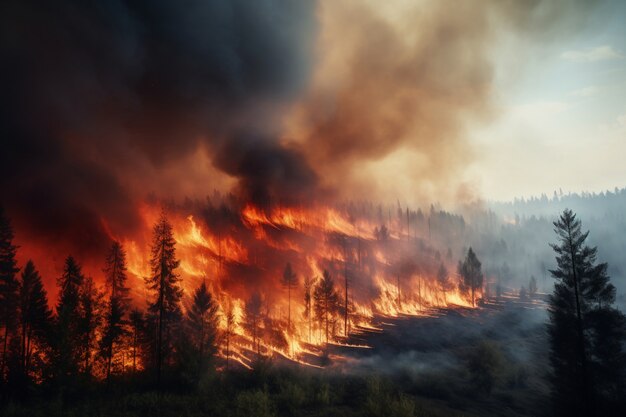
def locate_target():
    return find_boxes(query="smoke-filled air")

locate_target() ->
[1,1,625,416]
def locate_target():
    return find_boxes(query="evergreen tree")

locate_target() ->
[78,276,103,375]
[313,270,339,343]
[281,262,297,332]
[548,209,626,417]
[0,206,19,381]
[17,260,52,380]
[185,282,219,364]
[100,241,130,380]
[458,247,483,307]
[53,256,85,383]
[145,211,183,386]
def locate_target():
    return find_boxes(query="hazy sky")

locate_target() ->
[468,1,626,201]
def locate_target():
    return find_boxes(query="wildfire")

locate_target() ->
[112,202,480,366]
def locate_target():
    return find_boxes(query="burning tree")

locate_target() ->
[548,209,626,416]
[145,211,183,386]
[313,270,339,343]
[458,247,483,307]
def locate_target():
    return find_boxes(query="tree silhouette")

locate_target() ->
[458,248,483,307]
[53,256,85,384]
[128,309,145,374]
[0,206,19,381]
[186,282,219,365]
[100,241,130,381]
[548,209,626,416]
[78,276,103,375]
[17,260,52,381]
[145,211,182,386]
[281,262,297,332]
[313,270,339,343]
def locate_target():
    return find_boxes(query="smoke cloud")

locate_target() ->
[0,0,605,263]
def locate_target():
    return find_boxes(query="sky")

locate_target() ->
[467,0,626,201]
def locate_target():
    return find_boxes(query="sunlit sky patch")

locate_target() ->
[469,0,626,201]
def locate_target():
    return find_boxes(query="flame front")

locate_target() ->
[118,201,477,367]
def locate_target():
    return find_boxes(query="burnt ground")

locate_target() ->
[322,295,553,417]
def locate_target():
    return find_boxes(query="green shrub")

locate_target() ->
[235,389,275,417]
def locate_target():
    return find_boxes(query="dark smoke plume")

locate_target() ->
[1,0,318,256]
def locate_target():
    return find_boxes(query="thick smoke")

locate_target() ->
[1,0,318,257]
[286,0,602,206]
[0,0,606,267]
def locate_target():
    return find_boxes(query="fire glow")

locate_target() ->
[111,200,476,369]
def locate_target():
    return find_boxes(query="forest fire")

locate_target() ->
[95,199,479,370]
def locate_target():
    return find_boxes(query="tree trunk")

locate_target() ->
[567,228,591,414]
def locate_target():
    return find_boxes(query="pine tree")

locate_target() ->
[145,211,183,386]
[0,206,19,381]
[281,262,297,332]
[100,241,130,380]
[78,276,103,375]
[53,256,85,382]
[185,282,219,363]
[17,260,52,380]
[458,247,483,307]
[313,270,339,343]
[548,209,626,417]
